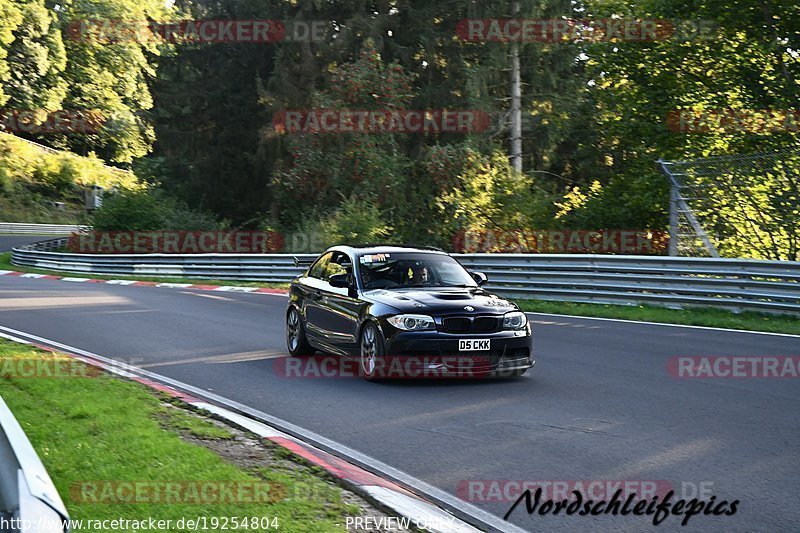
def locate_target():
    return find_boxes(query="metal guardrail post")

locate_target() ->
[657,159,720,258]
[0,395,70,532]
[668,184,680,257]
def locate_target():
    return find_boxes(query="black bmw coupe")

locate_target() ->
[286,245,534,380]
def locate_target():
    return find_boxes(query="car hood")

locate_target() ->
[362,287,518,315]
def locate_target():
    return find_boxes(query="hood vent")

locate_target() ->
[433,293,472,300]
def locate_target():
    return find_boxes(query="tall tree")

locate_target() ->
[2,0,67,115]
[49,0,171,163]
[0,0,22,107]
[149,0,279,223]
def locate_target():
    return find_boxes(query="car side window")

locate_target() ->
[324,252,353,280]
[308,252,332,279]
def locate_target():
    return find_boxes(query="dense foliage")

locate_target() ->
[0,0,797,255]
[89,188,224,231]
[0,133,139,223]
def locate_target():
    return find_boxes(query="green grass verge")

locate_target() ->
[0,252,290,289]
[518,299,800,335]
[0,339,360,532]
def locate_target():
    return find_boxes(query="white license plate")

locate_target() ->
[459,339,490,351]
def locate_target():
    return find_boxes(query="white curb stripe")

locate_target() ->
[213,286,257,293]
[362,485,481,533]
[191,402,286,439]
[1,269,292,297]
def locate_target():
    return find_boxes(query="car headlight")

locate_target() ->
[502,311,527,330]
[387,314,435,331]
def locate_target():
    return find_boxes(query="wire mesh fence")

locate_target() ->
[659,148,800,260]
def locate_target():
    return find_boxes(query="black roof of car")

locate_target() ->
[329,244,447,256]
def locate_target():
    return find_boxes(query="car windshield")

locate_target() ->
[357,252,476,290]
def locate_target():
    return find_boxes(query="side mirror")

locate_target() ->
[470,271,488,286]
[329,273,351,288]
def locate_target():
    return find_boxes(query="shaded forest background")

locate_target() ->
[0,0,797,254]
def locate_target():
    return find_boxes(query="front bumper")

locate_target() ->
[377,324,534,378]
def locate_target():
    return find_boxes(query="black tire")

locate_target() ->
[359,322,385,381]
[286,307,313,356]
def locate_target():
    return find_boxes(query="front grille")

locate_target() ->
[440,315,501,334]
[473,317,500,332]
[442,317,471,333]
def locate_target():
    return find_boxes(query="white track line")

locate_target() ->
[526,312,800,338]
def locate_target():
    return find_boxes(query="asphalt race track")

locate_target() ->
[0,276,797,532]
[0,235,53,252]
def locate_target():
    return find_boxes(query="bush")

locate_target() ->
[32,157,73,196]
[56,151,140,191]
[162,199,224,231]
[323,197,393,245]
[90,188,223,231]
[554,171,669,231]
[0,134,40,187]
[437,150,557,240]
[0,133,141,199]
[89,188,163,230]
[279,198,393,253]
[0,133,145,225]
[0,165,12,194]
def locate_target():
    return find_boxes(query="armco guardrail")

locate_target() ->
[455,254,800,313]
[0,223,82,235]
[10,239,800,314]
[12,238,314,283]
[0,395,69,532]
